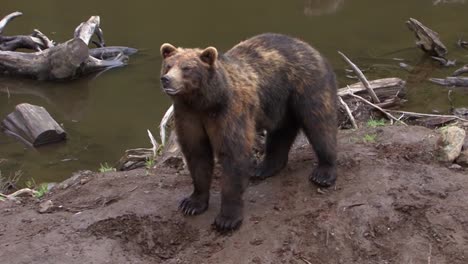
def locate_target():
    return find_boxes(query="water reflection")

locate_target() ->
[433,0,466,5]
[0,76,91,121]
[304,0,344,16]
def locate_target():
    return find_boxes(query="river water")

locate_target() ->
[1,0,468,184]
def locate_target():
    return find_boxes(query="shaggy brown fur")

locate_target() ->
[160,33,337,232]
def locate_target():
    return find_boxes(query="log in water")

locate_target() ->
[1,103,66,147]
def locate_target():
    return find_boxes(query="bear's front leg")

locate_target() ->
[214,155,250,232]
[175,114,214,216]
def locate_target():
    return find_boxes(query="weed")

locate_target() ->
[363,134,377,143]
[24,178,49,198]
[145,157,155,170]
[367,118,386,128]
[35,183,49,198]
[99,162,116,173]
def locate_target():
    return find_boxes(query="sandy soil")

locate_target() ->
[1,125,467,264]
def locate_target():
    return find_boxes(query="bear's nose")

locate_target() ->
[161,76,171,87]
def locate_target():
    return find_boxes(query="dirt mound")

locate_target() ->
[1,125,467,264]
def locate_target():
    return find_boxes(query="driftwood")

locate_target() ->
[429,77,468,87]
[0,12,136,80]
[116,148,154,171]
[452,65,468,76]
[387,110,468,128]
[1,103,66,147]
[406,18,448,58]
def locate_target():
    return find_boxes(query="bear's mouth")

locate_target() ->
[163,87,179,95]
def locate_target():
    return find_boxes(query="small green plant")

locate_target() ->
[145,157,155,169]
[363,133,377,143]
[99,162,116,173]
[35,183,49,198]
[367,118,386,128]
[24,178,49,198]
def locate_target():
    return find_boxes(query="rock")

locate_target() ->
[38,200,54,213]
[438,126,466,162]
[55,170,93,190]
[449,164,463,170]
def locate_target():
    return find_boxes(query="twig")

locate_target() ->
[338,95,358,129]
[32,29,55,48]
[0,188,38,201]
[387,109,468,122]
[6,87,10,99]
[298,256,313,264]
[428,243,432,264]
[338,51,380,103]
[448,90,454,112]
[346,86,407,126]
[326,227,330,246]
[147,129,159,158]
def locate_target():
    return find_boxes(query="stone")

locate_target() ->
[438,126,466,162]
[38,200,54,214]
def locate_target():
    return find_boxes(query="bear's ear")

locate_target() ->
[200,47,218,66]
[160,43,177,59]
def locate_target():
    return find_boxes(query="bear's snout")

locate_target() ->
[160,75,180,95]
[161,75,171,88]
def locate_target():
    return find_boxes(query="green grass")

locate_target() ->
[99,162,116,173]
[363,134,377,143]
[145,157,155,169]
[25,178,49,198]
[367,118,386,128]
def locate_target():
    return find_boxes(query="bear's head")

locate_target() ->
[160,43,218,97]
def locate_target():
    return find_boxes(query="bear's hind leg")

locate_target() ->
[303,119,337,187]
[253,120,299,180]
[293,91,338,187]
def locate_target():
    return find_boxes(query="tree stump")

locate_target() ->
[1,103,66,147]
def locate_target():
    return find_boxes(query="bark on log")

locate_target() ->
[1,103,66,147]
[406,18,448,57]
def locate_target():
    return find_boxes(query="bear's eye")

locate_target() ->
[165,64,173,71]
[182,66,192,72]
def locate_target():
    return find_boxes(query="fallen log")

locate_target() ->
[1,103,66,147]
[406,18,448,58]
[0,12,136,80]
[338,77,406,101]
[0,38,89,80]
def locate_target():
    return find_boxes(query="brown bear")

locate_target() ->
[159,33,337,232]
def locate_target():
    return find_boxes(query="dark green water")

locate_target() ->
[1,0,468,184]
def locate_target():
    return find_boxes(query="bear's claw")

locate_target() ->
[179,196,208,216]
[309,166,336,187]
[213,214,243,232]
